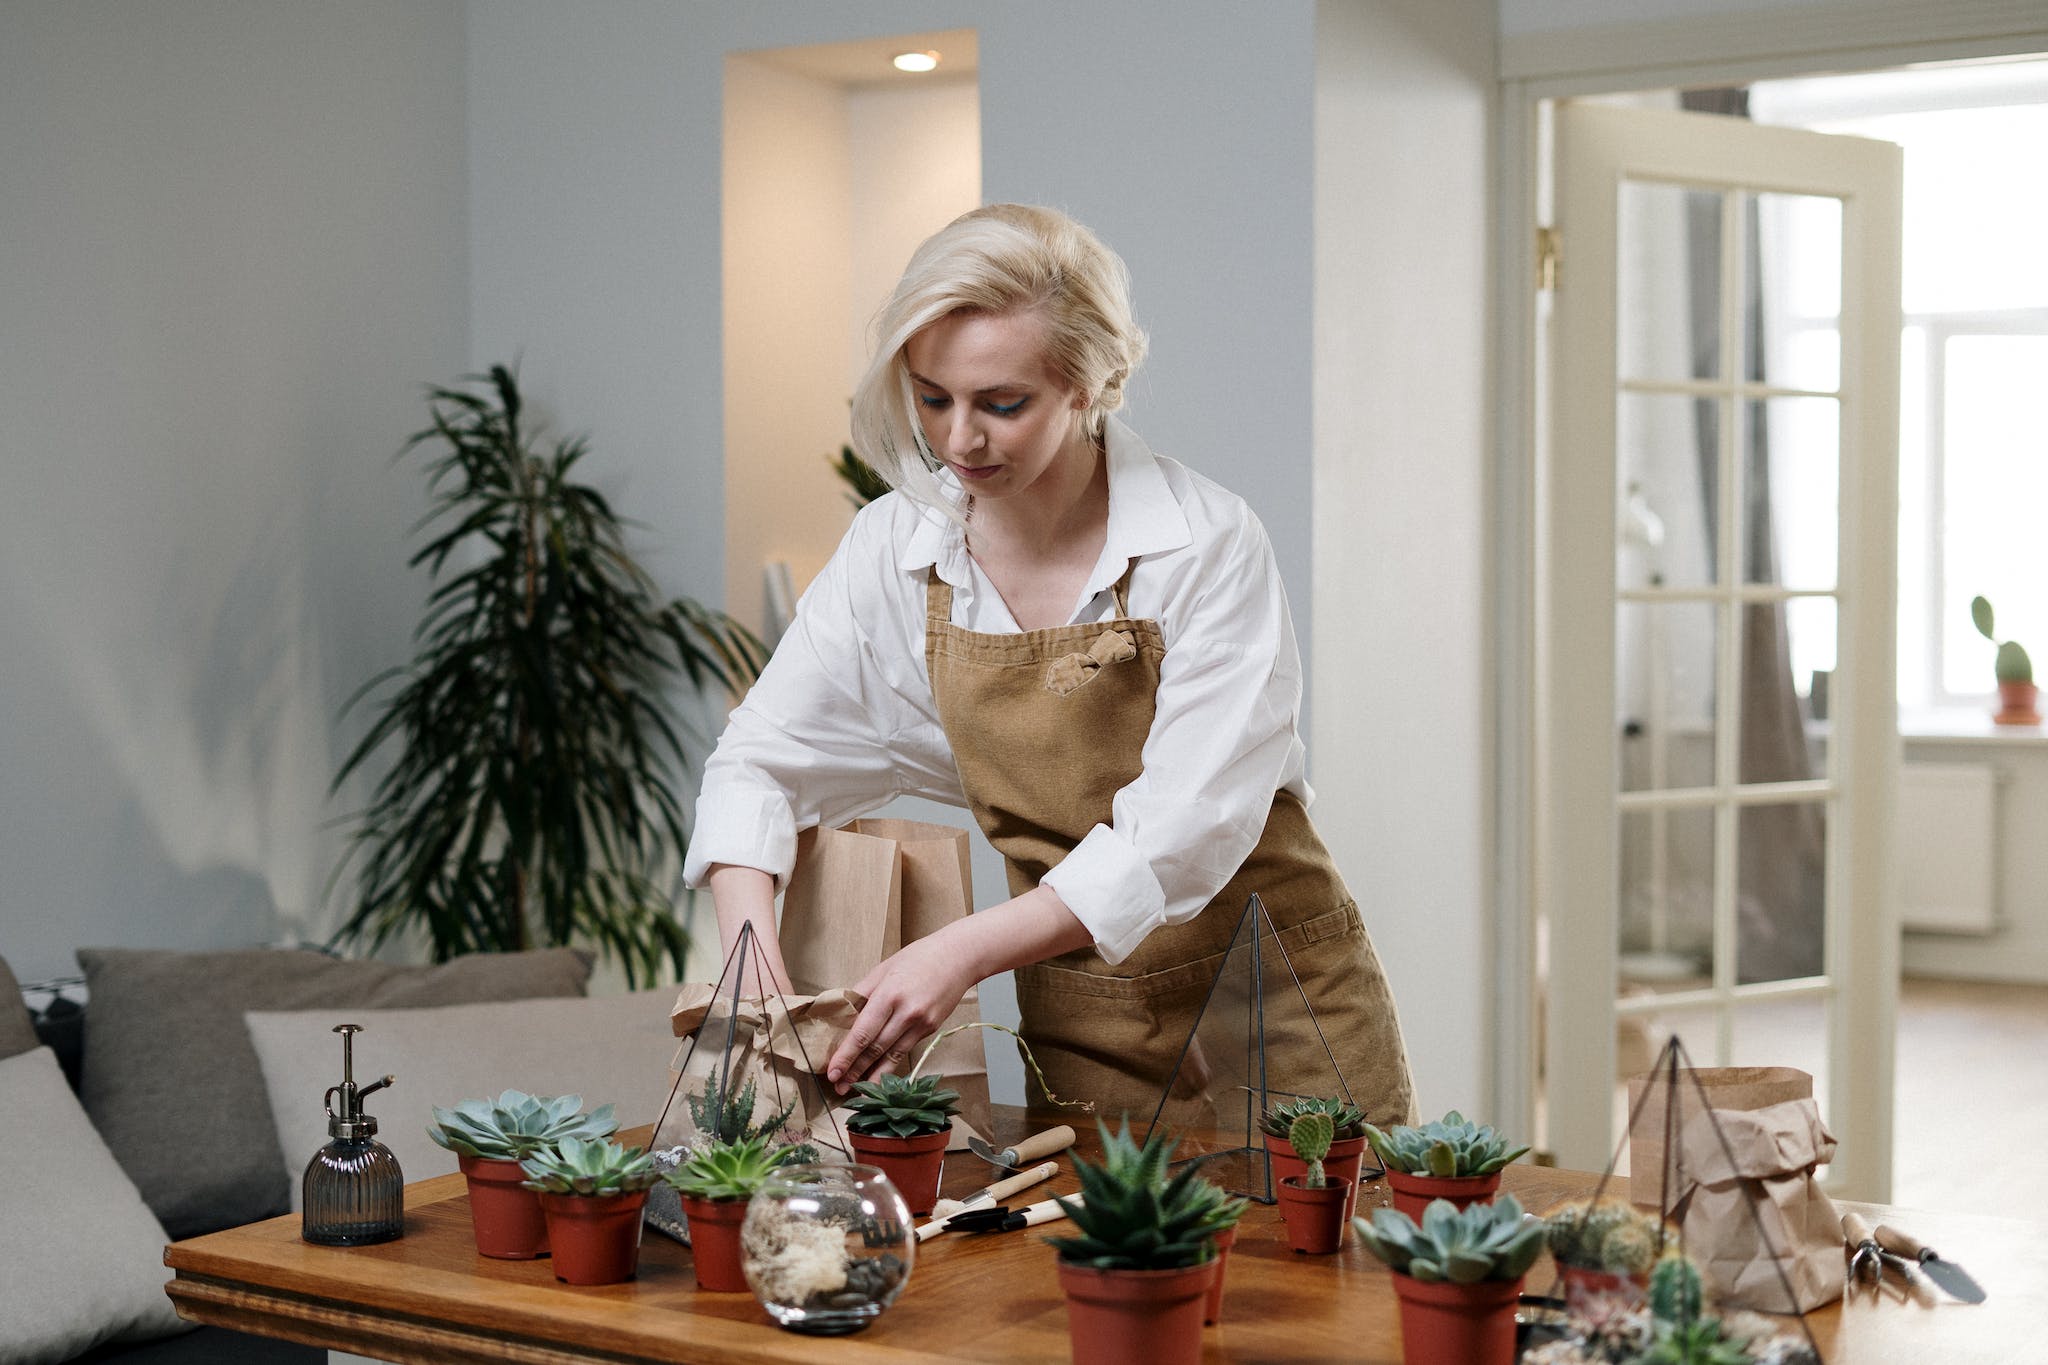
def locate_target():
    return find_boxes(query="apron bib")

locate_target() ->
[924,566,1415,1127]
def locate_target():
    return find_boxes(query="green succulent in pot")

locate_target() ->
[1637,1257,1757,1365]
[1544,1195,1672,1275]
[1972,595,2034,686]
[428,1090,618,1162]
[1046,1119,1244,1271]
[518,1136,659,1198]
[1287,1113,1336,1189]
[661,1133,810,1203]
[844,1073,960,1139]
[1353,1194,1545,1284]
[1364,1109,1529,1178]
[1259,1094,1367,1142]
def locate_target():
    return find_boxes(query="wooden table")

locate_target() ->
[166,1109,2041,1364]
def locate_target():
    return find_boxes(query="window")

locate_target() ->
[1753,62,2048,711]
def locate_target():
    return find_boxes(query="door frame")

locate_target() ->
[1488,5,2048,1170]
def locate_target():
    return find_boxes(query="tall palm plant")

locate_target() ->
[330,366,767,985]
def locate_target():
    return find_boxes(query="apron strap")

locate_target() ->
[926,568,953,624]
[1110,559,1138,617]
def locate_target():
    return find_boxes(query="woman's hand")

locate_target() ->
[827,926,981,1092]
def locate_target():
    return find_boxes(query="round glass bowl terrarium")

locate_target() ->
[742,1162,915,1335]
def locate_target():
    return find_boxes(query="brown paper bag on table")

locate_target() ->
[778,818,993,1150]
[652,986,865,1153]
[1628,1065,1842,1312]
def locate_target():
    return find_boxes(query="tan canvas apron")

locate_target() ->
[924,565,1415,1127]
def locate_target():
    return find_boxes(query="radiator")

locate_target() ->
[1898,762,2000,934]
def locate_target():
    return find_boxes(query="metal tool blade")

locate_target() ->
[1874,1223,1987,1304]
[968,1125,1076,1171]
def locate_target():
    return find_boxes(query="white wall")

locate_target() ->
[1313,0,1498,1118]
[0,1,469,986]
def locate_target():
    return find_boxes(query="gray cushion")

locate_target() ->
[0,954,38,1059]
[78,947,592,1240]
[0,1046,189,1360]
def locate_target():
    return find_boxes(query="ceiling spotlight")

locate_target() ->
[892,50,940,73]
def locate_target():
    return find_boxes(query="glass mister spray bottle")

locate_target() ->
[301,1023,405,1246]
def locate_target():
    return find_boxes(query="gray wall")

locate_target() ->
[0,1,469,984]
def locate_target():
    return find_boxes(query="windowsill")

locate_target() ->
[1900,707,2048,746]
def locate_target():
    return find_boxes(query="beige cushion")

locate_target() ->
[245,988,681,1209]
[0,1047,187,1361]
[0,955,38,1060]
[78,946,593,1239]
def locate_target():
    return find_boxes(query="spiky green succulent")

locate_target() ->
[1544,1196,1671,1274]
[687,1069,802,1146]
[844,1072,960,1139]
[1352,1194,1544,1284]
[1259,1094,1367,1142]
[517,1135,658,1197]
[1046,1119,1245,1271]
[1288,1113,1335,1188]
[1648,1255,1705,1327]
[1363,1110,1529,1178]
[427,1090,618,1162]
[661,1132,809,1202]
[1972,595,2033,685]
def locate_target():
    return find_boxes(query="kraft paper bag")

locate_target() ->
[652,986,865,1153]
[1628,1065,1842,1312]
[777,818,993,1148]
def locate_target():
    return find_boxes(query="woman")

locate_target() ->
[684,204,1414,1126]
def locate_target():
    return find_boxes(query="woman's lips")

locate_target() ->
[951,462,1002,481]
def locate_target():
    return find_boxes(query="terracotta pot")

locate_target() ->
[1385,1168,1501,1223]
[1202,1225,1236,1326]
[1390,1272,1524,1365]
[1058,1260,1212,1365]
[1263,1133,1368,1218]
[1276,1176,1353,1254]
[1995,681,2041,726]
[1557,1263,1649,1316]
[538,1190,648,1286]
[680,1194,751,1292]
[848,1129,948,1216]
[457,1154,549,1259]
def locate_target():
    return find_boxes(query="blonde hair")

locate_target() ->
[850,204,1148,511]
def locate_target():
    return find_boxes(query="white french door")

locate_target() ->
[1541,101,1903,1200]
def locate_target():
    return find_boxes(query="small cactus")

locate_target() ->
[1972,595,2034,685]
[1649,1255,1704,1328]
[1288,1112,1335,1188]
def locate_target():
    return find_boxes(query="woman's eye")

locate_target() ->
[917,394,950,410]
[987,397,1027,416]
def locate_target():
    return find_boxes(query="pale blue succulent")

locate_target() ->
[1352,1194,1545,1284]
[427,1089,618,1162]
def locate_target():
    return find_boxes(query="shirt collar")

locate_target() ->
[896,417,1192,596]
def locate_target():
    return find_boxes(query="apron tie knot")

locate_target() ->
[1045,628,1138,696]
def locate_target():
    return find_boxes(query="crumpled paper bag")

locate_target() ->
[1673,1095,1844,1312]
[652,985,865,1154]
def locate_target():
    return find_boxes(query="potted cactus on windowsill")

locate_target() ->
[661,1133,811,1291]
[842,1072,959,1216]
[518,1136,660,1285]
[1259,1094,1370,1217]
[1275,1112,1353,1254]
[428,1090,619,1259]
[1354,1195,1545,1365]
[1047,1120,1244,1365]
[1364,1110,1529,1222]
[1972,595,2040,725]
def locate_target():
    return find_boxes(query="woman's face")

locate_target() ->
[903,309,1090,502]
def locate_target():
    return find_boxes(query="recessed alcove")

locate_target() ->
[722,31,980,635]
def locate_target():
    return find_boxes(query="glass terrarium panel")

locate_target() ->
[1611,1002,1717,1180]
[1750,191,1843,392]
[1617,804,1717,995]
[1618,393,1721,591]
[1733,800,1829,986]
[1742,397,1839,591]
[1619,181,1724,385]
[1616,601,1719,794]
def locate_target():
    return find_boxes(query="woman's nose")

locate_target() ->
[942,410,985,456]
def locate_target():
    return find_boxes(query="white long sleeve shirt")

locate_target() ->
[684,418,1313,966]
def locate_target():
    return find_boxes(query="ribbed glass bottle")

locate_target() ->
[302,1135,405,1246]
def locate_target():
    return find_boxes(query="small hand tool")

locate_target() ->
[1874,1223,1987,1303]
[917,1161,1059,1241]
[968,1125,1076,1173]
[942,1194,1079,1235]
[1841,1211,1882,1289]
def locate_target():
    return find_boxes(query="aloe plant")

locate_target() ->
[428,1090,618,1162]
[518,1136,659,1197]
[661,1132,808,1203]
[1288,1113,1336,1189]
[1363,1110,1529,1178]
[1972,595,2033,685]
[1046,1119,1244,1271]
[844,1073,960,1139]
[1259,1094,1367,1142]
[1352,1194,1544,1284]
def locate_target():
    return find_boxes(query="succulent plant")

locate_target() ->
[1363,1109,1529,1178]
[517,1135,659,1197]
[1352,1194,1545,1284]
[1648,1255,1704,1326]
[1259,1094,1368,1142]
[844,1072,960,1139]
[688,1069,800,1146]
[1636,1257,1757,1365]
[661,1132,809,1202]
[1972,595,2033,685]
[1045,1119,1245,1271]
[1288,1113,1336,1188]
[427,1089,618,1162]
[1544,1196,1672,1274]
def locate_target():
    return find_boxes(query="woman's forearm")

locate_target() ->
[706,863,792,995]
[952,883,1096,979]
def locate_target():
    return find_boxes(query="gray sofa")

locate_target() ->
[1,945,596,1365]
